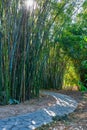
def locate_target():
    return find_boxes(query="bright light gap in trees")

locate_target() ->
[25,0,36,11]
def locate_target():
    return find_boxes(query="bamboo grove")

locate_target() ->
[0,0,87,104]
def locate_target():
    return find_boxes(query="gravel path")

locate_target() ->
[0,91,78,130]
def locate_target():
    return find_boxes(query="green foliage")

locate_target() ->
[81,60,87,69]
[63,58,80,89]
[78,81,87,92]
[60,6,87,89]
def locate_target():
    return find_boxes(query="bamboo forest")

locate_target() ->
[0,0,87,105]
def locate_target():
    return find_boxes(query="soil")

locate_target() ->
[0,94,56,119]
[36,90,87,130]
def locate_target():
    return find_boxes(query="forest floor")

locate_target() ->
[36,90,87,130]
[0,90,87,130]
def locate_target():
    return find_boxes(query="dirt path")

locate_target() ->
[0,90,87,130]
[36,91,87,130]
